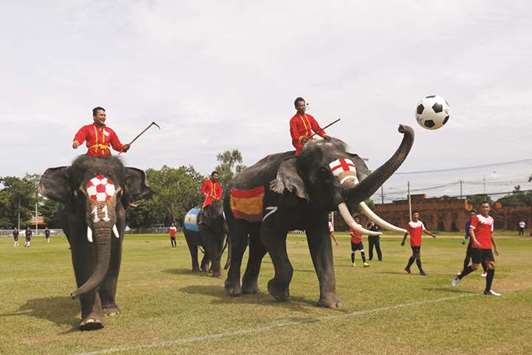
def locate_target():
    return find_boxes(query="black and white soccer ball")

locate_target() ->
[415,95,450,130]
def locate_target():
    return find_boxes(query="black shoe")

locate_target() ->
[420,271,427,276]
[404,267,411,274]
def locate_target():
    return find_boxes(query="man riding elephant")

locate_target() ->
[72,106,130,157]
[200,171,223,210]
[289,97,329,155]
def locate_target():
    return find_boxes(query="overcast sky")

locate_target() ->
[1,0,531,197]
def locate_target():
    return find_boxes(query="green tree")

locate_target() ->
[215,149,245,187]
[0,175,38,228]
[467,194,493,209]
[126,165,204,228]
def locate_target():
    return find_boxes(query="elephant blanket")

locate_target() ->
[230,186,265,222]
[184,208,201,232]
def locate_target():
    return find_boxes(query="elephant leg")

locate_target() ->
[225,222,249,297]
[306,216,341,309]
[205,231,223,278]
[100,234,123,316]
[242,225,266,294]
[200,252,209,272]
[261,225,292,302]
[185,233,200,272]
[69,232,104,329]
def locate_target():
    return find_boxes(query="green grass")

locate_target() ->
[1,232,532,354]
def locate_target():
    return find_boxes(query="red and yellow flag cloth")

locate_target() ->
[230,186,265,222]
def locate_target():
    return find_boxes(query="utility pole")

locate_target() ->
[17,199,21,230]
[482,176,487,194]
[459,180,463,199]
[408,181,412,221]
[380,185,384,205]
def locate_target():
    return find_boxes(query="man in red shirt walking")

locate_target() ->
[452,202,501,296]
[72,107,130,157]
[401,211,437,276]
[168,223,177,248]
[289,97,328,155]
[350,215,369,267]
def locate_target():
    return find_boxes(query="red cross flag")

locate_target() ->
[86,175,116,202]
[328,158,358,185]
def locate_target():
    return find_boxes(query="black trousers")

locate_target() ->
[368,236,382,261]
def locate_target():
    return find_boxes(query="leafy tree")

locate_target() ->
[0,175,38,228]
[497,191,532,207]
[466,194,493,209]
[215,149,246,187]
[126,165,204,228]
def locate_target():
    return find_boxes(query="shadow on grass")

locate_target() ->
[422,287,477,294]
[162,268,214,277]
[180,285,344,314]
[0,296,79,330]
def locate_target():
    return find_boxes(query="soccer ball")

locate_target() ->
[415,95,450,130]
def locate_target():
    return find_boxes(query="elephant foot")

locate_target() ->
[103,304,121,317]
[224,279,242,297]
[267,279,289,301]
[317,294,342,309]
[212,270,222,278]
[242,280,259,294]
[80,317,104,331]
[192,267,200,273]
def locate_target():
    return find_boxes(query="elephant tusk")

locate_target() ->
[358,201,407,233]
[112,225,120,239]
[87,227,93,243]
[338,202,381,236]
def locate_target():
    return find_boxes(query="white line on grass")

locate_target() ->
[77,293,475,355]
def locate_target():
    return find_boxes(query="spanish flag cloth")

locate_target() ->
[230,186,265,222]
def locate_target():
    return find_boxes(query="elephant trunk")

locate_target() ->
[344,124,414,205]
[71,225,112,299]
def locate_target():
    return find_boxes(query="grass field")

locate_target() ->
[1,232,531,354]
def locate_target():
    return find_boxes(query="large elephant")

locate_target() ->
[183,199,227,277]
[224,125,414,308]
[39,156,151,330]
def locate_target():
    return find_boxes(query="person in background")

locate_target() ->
[367,221,382,261]
[168,223,177,248]
[328,215,338,247]
[401,211,437,276]
[350,215,369,267]
[12,227,19,247]
[518,220,526,236]
[44,227,51,243]
[24,226,33,248]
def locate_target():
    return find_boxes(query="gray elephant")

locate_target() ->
[224,125,414,308]
[39,156,151,330]
[183,199,227,277]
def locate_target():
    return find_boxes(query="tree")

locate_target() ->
[215,149,246,187]
[467,194,493,209]
[126,165,204,228]
[0,175,38,228]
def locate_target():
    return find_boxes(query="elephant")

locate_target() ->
[38,155,151,330]
[183,199,227,277]
[223,125,414,308]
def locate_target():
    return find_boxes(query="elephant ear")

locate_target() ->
[124,167,152,203]
[39,167,71,203]
[269,158,308,200]
[347,152,371,181]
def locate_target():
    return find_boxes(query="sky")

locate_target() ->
[1,0,531,199]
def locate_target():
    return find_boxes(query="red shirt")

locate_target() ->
[350,228,363,244]
[168,226,177,237]
[469,214,494,250]
[406,221,425,247]
[289,113,326,155]
[200,179,223,207]
[73,123,125,157]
